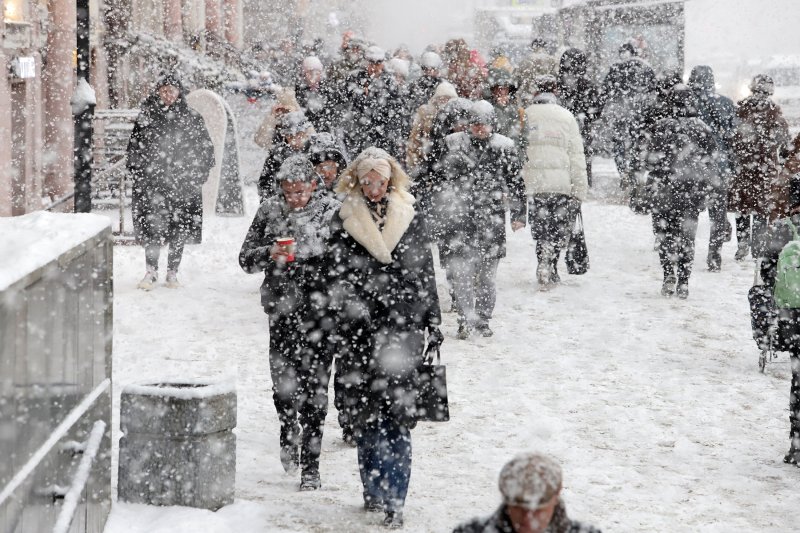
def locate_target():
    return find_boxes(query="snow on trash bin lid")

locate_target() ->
[122,378,236,400]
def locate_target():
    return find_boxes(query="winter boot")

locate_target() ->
[475,322,494,338]
[661,274,677,298]
[364,499,384,513]
[164,269,180,288]
[456,323,471,340]
[342,426,356,447]
[675,280,689,300]
[280,444,300,474]
[536,243,556,291]
[735,240,750,261]
[299,469,321,491]
[707,247,722,272]
[384,511,404,529]
[785,418,800,466]
[137,267,158,291]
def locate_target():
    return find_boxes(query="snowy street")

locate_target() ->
[105,182,799,532]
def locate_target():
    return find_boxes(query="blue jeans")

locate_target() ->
[356,417,412,513]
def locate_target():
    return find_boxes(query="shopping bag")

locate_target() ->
[566,210,589,275]
[416,345,449,422]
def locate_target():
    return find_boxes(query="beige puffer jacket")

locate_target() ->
[522,94,588,201]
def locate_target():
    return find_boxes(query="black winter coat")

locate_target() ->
[693,89,737,176]
[127,92,215,246]
[326,191,441,429]
[432,132,525,258]
[343,69,405,159]
[453,503,601,533]
[239,194,340,315]
[257,141,309,203]
[407,74,441,116]
[295,81,334,133]
[645,107,719,212]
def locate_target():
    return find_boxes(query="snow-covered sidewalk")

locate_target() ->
[104,191,799,532]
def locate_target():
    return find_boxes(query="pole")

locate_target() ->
[74,0,94,213]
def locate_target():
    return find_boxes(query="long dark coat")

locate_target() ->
[127,86,215,246]
[729,94,790,214]
[435,131,526,258]
[646,103,719,213]
[343,69,405,159]
[326,190,441,430]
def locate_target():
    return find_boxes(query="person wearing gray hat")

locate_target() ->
[436,99,527,339]
[407,50,444,113]
[453,453,600,533]
[240,153,340,492]
[258,111,313,202]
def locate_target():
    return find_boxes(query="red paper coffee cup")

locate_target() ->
[276,237,296,262]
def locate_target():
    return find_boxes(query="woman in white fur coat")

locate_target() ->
[326,147,443,529]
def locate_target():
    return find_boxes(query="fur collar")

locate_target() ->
[339,190,416,264]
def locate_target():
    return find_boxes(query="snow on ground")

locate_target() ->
[104,180,799,532]
[102,95,799,532]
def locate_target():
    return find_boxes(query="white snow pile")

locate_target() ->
[0,212,110,291]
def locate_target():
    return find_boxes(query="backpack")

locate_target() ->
[773,219,800,309]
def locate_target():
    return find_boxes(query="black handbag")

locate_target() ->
[566,210,589,275]
[416,343,449,422]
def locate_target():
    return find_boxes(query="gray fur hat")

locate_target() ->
[469,100,497,126]
[276,154,316,184]
[498,453,562,510]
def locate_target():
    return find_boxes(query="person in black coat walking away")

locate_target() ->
[557,48,600,186]
[258,111,312,202]
[438,101,527,339]
[453,453,601,533]
[688,65,738,271]
[239,155,341,490]
[645,85,718,299]
[326,147,442,528]
[127,73,215,290]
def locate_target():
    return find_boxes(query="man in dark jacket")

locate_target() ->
[453,453,600,533]
[239,155,340,491]
[688,65,738,271]
[127,73,215,290]
[600,40,656,187]
[557,48,600,186]
[439,101,526,338]
[257,111,311,202]
[646,85,718,299]
[343,46,406,160]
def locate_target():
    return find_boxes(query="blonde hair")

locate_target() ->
[335,147,411,196]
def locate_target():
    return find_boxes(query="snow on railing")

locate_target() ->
[0,379,110,507]
[52,420,107,533]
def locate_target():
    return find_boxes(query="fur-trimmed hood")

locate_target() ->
[338,189,416,264]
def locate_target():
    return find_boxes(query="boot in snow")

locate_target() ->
[457,323,471,340]
[299,470,321,491]
[734,240,749,261]
[661,274,677,297]
[137,267,158,291]
[280,444,300,474]
[342,426,356,447]
[384,511,404,529]
[164,269,180,288]
[707,248,722,272]
[676,282,689,300]
[475,323,494,338]
[785,424,800,466]
[537,243,556,290]
[364,500,384,513]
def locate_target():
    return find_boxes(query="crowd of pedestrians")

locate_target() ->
[126,30,800,530]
